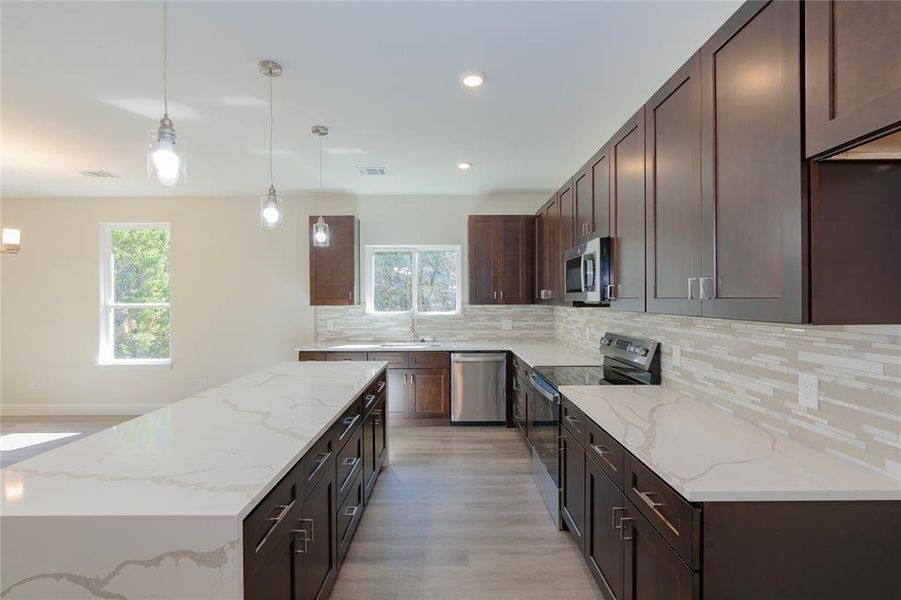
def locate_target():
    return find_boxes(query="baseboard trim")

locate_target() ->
[0,403,165,417]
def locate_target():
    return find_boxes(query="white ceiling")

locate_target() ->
[1,1,740,198]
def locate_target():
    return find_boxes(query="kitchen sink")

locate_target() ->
[379,342,441,348]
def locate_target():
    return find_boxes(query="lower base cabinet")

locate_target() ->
[585,457,625,599]
[244,370,388,600]
[560,424,585,549]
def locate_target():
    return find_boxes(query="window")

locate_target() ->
[365,245,461,315]
[99,224,171,364]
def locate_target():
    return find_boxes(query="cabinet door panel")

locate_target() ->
[497,216,534,304]
[545,195,562,302]
[535,210,547,302]
[806,1,901,157]
[309,216,358,306]
[468,216,498,304]
[574,167,593,242]
[559,180,575,253]
[560,425,585,549]
[610,108,647,312]
[592,146,611,238]
[700,0,806,322]
[585,457,625,599]
[411,369,449,417]
[374,395,388,467]
[646,54,702,317]
[298,462,337,600]
[386,369,407,414]
[623,504,699,600]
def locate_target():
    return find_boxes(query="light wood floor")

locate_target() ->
[0,415,131,468]
[331,422,603,600]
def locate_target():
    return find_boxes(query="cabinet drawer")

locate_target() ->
[585,419,625,490]
[333,399,362,451]
[562,397,587,441]
[409,351,450,368]
[363,375,387,414]
[625,453,701,569]
[243,465,300,573]
[327,352,369,361]
[298,351,327,361]
[336,469,365,565]
[300,434,336,500]
[367,351,408,369]
[336,425,363,507]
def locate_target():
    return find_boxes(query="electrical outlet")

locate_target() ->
[326,320,336,332]
[501,318,513,331]
[672,345,682,368]
[798,373,819,409]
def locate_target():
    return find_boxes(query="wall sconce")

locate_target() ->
[1,228,21,254]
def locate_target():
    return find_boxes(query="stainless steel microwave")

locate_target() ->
[564,236,611,303]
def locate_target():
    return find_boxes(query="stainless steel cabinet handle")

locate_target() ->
[619,516,635,541]
[699,276,713,300]
[291,528,309,554]
[267,500,296,524]
[342,457,358,467]
[376,381,387,394]
[299,518,314,542]
[499,290,503,301]
[591,444,618,471]
[687,277,698,300]
[493,290,497,300]
[606,284,617,301]
[348,291,353,301]
[637,490,665,510]
[344,506,359,518]
[612,506,625,529]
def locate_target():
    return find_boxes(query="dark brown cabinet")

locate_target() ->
[309,216,359,306]
[558,179,575,253]
[585,456,626,600]
[297,467,337,600]
[645,53,702,317]
[573,165,593,243]
[410,368,450,417]
[467,215,535,305]
[574,144,611,244]
[609,108,647,313]
[805,1,901,158]
[535,194,562,303]
[363,395,387,502]
[560,423,585,549]
[699,0,806,323]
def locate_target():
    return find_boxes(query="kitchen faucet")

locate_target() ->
[409,309,416,342]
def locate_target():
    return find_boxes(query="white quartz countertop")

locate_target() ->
[1,361,387,519]
[297,340,601,368]
[560,385,901,502]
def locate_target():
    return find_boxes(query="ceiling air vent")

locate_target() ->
[356,166,388,176]
[80,170,119,178]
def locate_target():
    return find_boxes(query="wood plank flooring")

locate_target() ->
[0,415,131,467]
[331,422,603,600]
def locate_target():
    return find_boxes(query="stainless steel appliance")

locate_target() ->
[528,332,660,528]
[564,235,611,303]
[450,352,507,425]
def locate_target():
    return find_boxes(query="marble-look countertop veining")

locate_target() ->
[297,339,602,368]
[560,385,901,502]
[1,360,387,519]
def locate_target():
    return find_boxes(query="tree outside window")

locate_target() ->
[367,246,460,315]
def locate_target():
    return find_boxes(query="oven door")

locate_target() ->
[527,372,562,528]
[564,251,587,302]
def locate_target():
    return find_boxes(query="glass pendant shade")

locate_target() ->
[147,116,185,186]
[312,216,330,247]
[261,186,284,228]
[1,228,21,254]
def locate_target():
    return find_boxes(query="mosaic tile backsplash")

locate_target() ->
[315,304,900,479]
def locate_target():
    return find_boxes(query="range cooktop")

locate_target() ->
[534,333,661,388]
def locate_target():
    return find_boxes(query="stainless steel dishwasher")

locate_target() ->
[450,352,507,425]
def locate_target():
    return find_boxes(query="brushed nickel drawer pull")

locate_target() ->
[364,393,376,407]
[565,415,581,427]
[344,506,359,518]
[291,528,309,554]
[619,516,634,541]
[638,490,665,509]
[591,444,617,471]
[299,518,314,542]
[267,500,295,523]
[376,381,387,394]
[342,457,358,467]
[612,506,625,529]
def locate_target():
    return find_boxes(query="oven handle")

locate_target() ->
[529,373,560,404]
[580,255,588,291]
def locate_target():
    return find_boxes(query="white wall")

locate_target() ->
[0,192,545,413]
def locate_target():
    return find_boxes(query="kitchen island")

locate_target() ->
[1,360,388,599]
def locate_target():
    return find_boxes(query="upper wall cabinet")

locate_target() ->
[467,215,535,305]
[699,0,806,323]
[558,179,575,253]
[535,194,563,304]
[609,108,647,313]
[310,216,360,306]
[805,1,901,157]
[645,53,702,317]
[573,143,611,244]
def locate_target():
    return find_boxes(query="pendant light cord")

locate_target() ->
[162,0,169,118]
[318,133,323,214]
[269,72,274,187]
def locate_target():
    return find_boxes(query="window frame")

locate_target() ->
[98,223,172,366]
[364,244,462,316]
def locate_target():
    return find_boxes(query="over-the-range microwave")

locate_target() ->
[564,235,611,303]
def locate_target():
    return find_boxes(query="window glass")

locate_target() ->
[112,228,170,303]
[373,251,413,312]
[113,307,171,360]
[417,250,457,312]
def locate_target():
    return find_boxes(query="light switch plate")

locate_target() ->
[501,318,513,331]
[798,373,819,409]
[672,345,682,368]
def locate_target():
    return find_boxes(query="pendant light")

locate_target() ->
[312,125,329,247]
[147,0,185,186]
[259,60,284,228]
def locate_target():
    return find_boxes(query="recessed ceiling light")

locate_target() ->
[457,162,472,170]
[460,72,485,88]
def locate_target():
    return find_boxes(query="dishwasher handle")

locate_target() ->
[451,353,507,363]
